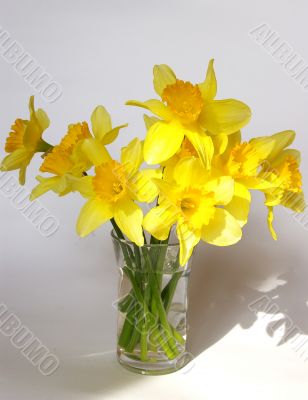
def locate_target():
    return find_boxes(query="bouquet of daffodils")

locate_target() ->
[1,61,305,366]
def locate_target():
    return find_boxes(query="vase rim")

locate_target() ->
[110,230,180,248]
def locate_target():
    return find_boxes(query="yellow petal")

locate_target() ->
[151,178,179,204]
[28,95,35,118]
[128,170,159,203]
[269,130,296,160]
[153,64,177,96]
[144,121,184,164]
[225,183,251,227]
[144,114,159,129]
[162,155,179,183]
[81,138,111,166]
[121,137,143,174]
[249,136,275,160]
[203,176,234,205]
[55,175,74,195]
[126,99,173,121]
[281,191,306,213]
[202,208,242,246]
[66,175,94,198]
[0,148,31,171]
[101,124,128,146]
[91,105,112,141]
[267,206,277,240]
[23,121,41,150]
[222,131,242,158]
[143,200,178,240]
[30,176,61,200]
[141,168,163,181]
[264,191,283,207]
[36,108,50,131]
[173,157,208,188]
[24,97,49,150]
[212,133,228,155]
[114,199,144,246]
[176,221,200,266]
[77,198,114,237]
[271,148,301,168]
[185,129,214,169]
[199,99,251,135]
[238,177,277,190]
[198,59,217,102]
[28,96,49,130]
[19,165,27,185]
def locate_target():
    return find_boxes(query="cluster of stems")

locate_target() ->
[111,220,185,361]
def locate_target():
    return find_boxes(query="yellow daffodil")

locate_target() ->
[76,138,160,245]
[30,122,94,200]
[1,96,51,184]
[127,60,251,168]
[256,130,305,239]
[30,105,127,200]
[210,131,276,227]
[143,157,242,265]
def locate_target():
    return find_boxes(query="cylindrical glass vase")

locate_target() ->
[112,231,192,375]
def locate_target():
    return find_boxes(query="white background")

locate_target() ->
[0,1,308,399]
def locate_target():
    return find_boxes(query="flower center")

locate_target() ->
[179,188,202,218]
[162,80,204,123]
[93,160,127,202]
[181,198,196,211]
[113,182,124,194]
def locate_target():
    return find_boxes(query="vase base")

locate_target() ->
[117,349,192,375]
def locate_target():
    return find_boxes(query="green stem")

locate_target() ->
[151,327,177,360]
[140,324,148,361]
[37,140,53,153]
[118,307,135,348]
[162,271,183,313]
[113,220,183,359]
[126,308,142,352]
[141,247,179,355]
[118,291,135,313]
[133,243,142,288]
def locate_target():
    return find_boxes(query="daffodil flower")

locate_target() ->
[30,105,127,200]
[30,122,93,200]
[209,131,278,228]
[256,130,305,239]
[143,157,242,265]
[76,138,160,245]
[1,96,51,184]
[127,60,251,168]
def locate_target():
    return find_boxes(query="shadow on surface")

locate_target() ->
[187,217,308,358]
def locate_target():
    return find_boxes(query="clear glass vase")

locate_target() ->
[112,231,192,375]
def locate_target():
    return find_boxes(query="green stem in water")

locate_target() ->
[112,220,183,359]
[140,324,148,361]
[141,247,179,355]
[118,307,135,348]
[162,271,183,313]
